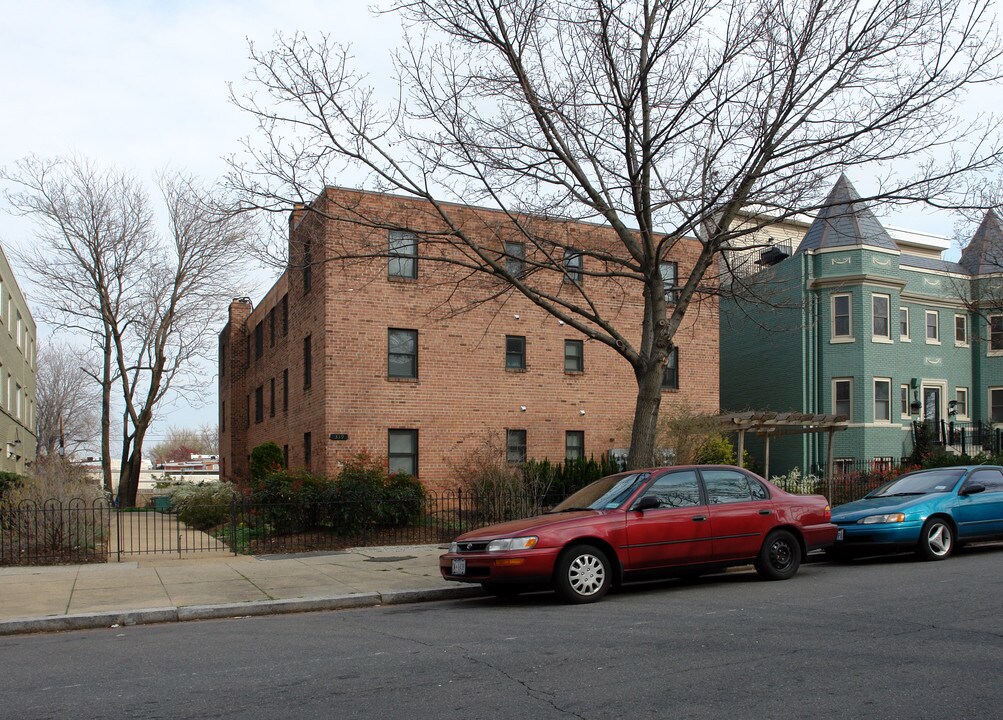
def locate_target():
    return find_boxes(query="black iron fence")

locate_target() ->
[2,490,567,566]
[934,420,1003,456]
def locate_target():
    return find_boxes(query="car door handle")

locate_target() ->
[758,509,772,516]
[691,515,707,522]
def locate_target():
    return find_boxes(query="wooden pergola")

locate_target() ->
[717,411,850,483]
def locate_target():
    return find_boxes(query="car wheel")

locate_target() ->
[555,544,611,604]
[481,582,522,599]
[917,517,954,561]
[755,529,802,580]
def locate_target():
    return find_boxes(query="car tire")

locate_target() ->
[554,544,611,604]
[481,582,522,599]
[917,517,954,561]
[755,529,802,580]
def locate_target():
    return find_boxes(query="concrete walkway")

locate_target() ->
[0,545,482,635]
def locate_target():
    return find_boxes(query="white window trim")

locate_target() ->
[871,293,891,342]
[988,315,1003,357]
[954,387,970,420]
[831,293,853,342]
[925,310,940,345]
[899,307,910,342]
[833,377,853,421]
[954,314,969,347]
[990,387,1003,425]
[873,377,893,424]
[900,384,912,419]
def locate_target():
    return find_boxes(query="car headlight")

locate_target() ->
[486,536,539,552]
[449,542,459,553]
[858,513,906,524]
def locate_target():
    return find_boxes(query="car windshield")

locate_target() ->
[550,472,651,511]
[868,468,967,497]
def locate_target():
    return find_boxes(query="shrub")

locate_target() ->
[380,471,426,527]
[333,455,387,534]
[250,441,285,482]
[1,457,109,562]
[770,467,822,495]
[250,470,336,533]
[695,434,737,465]
[0,470,24,500]
[169,480,239,530]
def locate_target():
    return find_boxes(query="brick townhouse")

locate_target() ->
[219,187,720,490]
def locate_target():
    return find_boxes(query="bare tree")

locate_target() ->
[3,159,252,505]
[229,0,1003,468]
[3,156,152,491]
[34,340,100,457]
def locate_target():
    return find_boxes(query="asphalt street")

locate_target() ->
[3,546,1003,720]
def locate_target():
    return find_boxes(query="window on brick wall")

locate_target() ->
[925,310,940,343]
[254,322,264,360]
[900,307,910,340]
[564,339,583,373]
[388,329,418,379]
[991,388,1003,423]
[389,429,418,476]
[566,431,584,460]
[955,387,969,418]
[901,384,911,419]
[872,294,890,340]
[833,378,852,420]
[955,314,968,346]
[563,248,583,283]
[506,429,527,464]
[661,348,679,390]
[874,378,891,422]
[269,377,275,418]
[304,432,312,468]
[303,335,312,389]
[504,241,525,277]
[389,230,418,279]
[281,295,289,336]
[269,308,276,347]
[832,294,852,339]
[255,385,264,423]
[283,444,289,468]
[660,261,677,303]
[506,335,526,370]
[283,369,289,411]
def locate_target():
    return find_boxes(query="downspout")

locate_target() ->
[804,250,820,470]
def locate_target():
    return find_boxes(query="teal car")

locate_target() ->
[830,466,1003,560]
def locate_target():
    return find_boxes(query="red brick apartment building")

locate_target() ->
[219,188,719,490]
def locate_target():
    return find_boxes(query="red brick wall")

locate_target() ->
[220,188,719,491]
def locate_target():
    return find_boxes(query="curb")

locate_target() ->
[0,586,485,637]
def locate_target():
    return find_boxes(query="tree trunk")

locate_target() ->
[626,360,664,469]
[117,450,143,508]
[101,328,113,494]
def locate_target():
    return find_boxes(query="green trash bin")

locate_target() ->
[151,495,171,512]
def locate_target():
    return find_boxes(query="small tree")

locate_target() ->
[250,441,285,482]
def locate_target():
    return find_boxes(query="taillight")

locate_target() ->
[824,504,831,521]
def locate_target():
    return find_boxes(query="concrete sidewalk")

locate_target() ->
[0,545,483,636]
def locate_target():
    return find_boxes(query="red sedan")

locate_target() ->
[440,465,836,603]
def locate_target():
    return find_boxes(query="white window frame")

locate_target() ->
[955,387,969,420]
[991,387,1003,425]
[925,310,940,344]
[990,315,1003,356]
[871,294,891,342]
[833,377,853,421]
[831,294,853,343]
[900,384,911,419]
[874,378,892,423]
[955,314,969,347]
[899,307,910,341]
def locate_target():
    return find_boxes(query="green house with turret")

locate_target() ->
[720,175,1003,476]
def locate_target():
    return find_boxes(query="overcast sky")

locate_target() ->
[0,1,993,443]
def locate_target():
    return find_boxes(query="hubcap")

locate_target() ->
[568,553,606,596]
[770,539,793,570]
[928,523,952,556]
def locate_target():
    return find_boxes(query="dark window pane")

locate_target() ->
[506,429,527,464]
[389,429,418,476]
[834,295,851,336]
[505,242,525,276]
[991,316,1003,350]
[660,262,677,303]
[566,430,584,460]
[563,249,582,282]
[638,470,701,508]
[703,470,753,504]
[389,231,418,279]
[661,348,678,389]
[388,329,418,379]
[506,335,526,370]
[303,335,312,389]
[304,432,312,467]
[564,340,583,372]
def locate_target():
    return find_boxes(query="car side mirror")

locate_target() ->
[961,483,986,496]
[633,496,661,512]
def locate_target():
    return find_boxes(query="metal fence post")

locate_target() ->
[230,496,238,556]
[456,488,463,534]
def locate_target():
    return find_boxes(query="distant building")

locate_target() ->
[720,175,1003,475]
[218,187,721,489]
[0,245,37,474]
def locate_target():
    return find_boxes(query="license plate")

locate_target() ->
[836,528,844,542]
[451,558,466,576]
